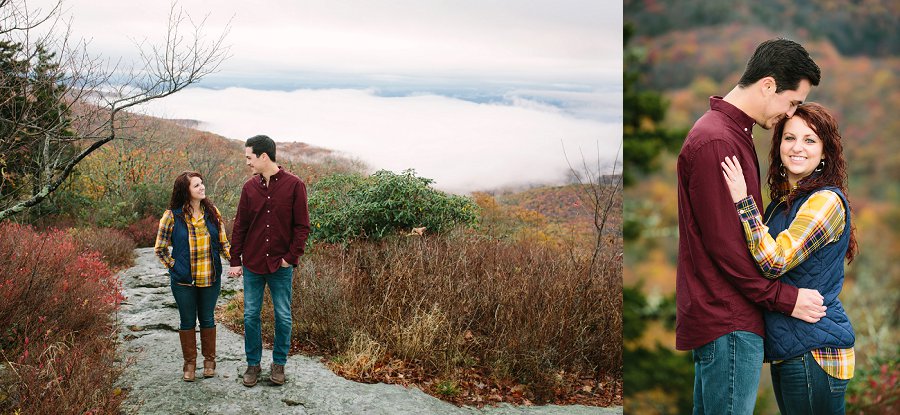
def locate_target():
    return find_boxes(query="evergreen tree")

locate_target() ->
[0,39,74,206]
[622,23,684,187]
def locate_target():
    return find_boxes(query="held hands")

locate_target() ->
[227,266,243,278]
[227,261,289,277]
[791,288,827,323]
[721,156,748,203]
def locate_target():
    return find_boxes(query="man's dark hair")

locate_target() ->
[738,38,821,93]
[246,135,276,162]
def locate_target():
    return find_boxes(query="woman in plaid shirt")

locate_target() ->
[154,171,231,382]
[722,103,857,414]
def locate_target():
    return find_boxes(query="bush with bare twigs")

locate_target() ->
[69,227,137,268]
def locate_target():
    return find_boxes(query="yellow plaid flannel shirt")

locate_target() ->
[736,190,854,379]
[154,206,231,287]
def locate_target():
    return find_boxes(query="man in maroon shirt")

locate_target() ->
[676,39,828,413]
[227,135,311,387]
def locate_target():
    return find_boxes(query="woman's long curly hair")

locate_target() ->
[168,171,221,230]
[766,102,857,262]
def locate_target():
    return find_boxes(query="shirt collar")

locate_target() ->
[258,166,285,185]
[709,96,756,136]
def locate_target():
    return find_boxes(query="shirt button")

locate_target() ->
[744,127,748,132]
[267,196,270,199]
[267,210,270,213]
[266,224,270,228]
[266,239,269,242]
[266,253,269,256]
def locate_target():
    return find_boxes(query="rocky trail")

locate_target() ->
[116,248,622,415]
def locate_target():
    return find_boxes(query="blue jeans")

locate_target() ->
[170,278,221,330]
[692,331,763,415]
[243,265,294,366]
[771,351,849,414]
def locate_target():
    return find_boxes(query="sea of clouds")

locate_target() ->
[136,86,621,194]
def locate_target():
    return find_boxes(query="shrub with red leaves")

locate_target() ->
[125,215,161,248]
[847,359,900,414]
[0,222,126,413]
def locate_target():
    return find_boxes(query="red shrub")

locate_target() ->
[125,215,161,248]
[848,360,900,414]
[0,222,126,413]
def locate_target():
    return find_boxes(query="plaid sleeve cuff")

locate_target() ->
[735,196,759,221]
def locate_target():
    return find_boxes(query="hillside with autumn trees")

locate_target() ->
[624,1,899,413]
[3,108,623,412]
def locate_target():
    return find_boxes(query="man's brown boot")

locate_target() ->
[178,329,197,382]
[243,365,261,387]
[270,363,285,385]
[200,327,216,378]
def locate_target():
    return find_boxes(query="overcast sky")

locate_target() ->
[29,0,623,192]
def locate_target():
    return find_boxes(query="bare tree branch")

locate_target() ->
[563,140,623,273]
[0,0,230,221]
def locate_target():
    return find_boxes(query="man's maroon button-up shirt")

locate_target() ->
[230,167,311,275]
[675,97,799,351]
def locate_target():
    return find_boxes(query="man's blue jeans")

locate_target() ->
[771,351,849,415]
[170,278,221,330]
[692,331,764,415]
[243,266,294,366]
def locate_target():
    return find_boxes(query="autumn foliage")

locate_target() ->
[0,223,126,413]
[125,215,162,248]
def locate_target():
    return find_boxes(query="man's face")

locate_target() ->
[759,78,812,130]
[245,147,261,174]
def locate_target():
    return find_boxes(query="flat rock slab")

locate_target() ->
[118,248,621,415]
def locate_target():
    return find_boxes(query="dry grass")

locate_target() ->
[328,331,386,379]
[224,229,622,405]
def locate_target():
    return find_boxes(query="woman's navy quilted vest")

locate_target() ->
[169,207,223,285]
[762,186,854,360]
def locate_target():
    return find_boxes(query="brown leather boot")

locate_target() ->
[270,363,286,385]
[200,327,216,378]
[243,365,261,387]
[178,329,197,382]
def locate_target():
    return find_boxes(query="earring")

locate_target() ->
[815,160,825,172]
[779,163,786,178]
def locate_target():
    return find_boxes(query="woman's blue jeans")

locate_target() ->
[170,277,221,330]
[242,265,294,366]
[692,330,764,415]
[771,351,849,415]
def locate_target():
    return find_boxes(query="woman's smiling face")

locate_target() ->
[779,116,824,186]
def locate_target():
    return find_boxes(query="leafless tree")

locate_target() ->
[564,142,623,272]
[0,0,230,220]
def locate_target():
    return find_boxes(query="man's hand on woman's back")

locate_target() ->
[791,288,827,323]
